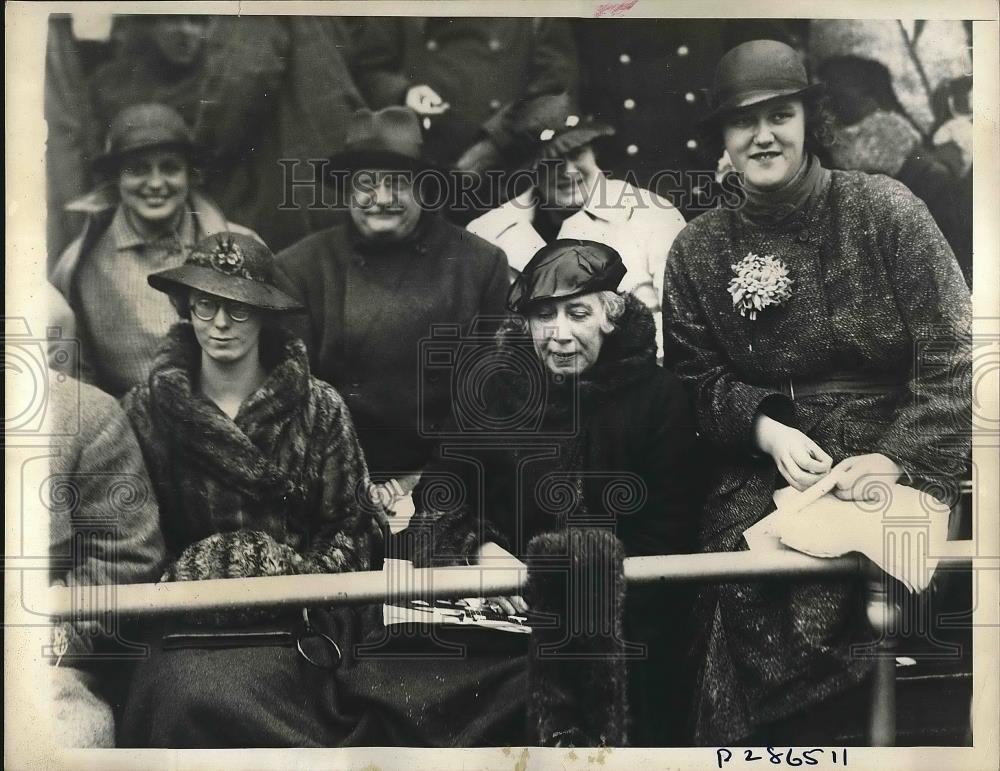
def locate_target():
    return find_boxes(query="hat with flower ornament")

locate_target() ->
[147,232,304,312]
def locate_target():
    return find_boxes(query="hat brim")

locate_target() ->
[91,141,204,176]
[326,148,432,177]
[699,83,825,128]
[147,265,305,313]
[540,123,616,159]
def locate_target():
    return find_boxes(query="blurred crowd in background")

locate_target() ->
[46,14,973,285]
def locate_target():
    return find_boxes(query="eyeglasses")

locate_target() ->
[189,296,253,323]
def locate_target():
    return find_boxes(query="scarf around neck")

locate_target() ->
[738,153,830,227]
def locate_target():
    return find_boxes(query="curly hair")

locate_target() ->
[497,290,626,343]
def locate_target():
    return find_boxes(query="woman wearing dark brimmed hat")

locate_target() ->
[662,40,971,744]
[354,240,699,747]
[118,232,386,747]
[49,102,256,397]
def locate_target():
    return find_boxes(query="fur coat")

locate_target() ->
[402,294,701,746]
[121,323,381,581]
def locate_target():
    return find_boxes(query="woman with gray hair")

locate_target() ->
[365,239,702,747]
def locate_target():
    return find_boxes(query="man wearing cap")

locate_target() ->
[466,94,686,356]
[275,106,508,505]
[50,102,256,396]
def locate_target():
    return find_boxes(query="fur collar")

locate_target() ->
[494,292,658,413]
[146,323,312,503]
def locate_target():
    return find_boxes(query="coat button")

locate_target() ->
[685,91,696,103]
[426,39,439,51]
[488,38,502,52]
[626,144,639,156]
[489,98,501,110]
[686,138,698,150]
[797,231,810,243]
[619,53,631,64]
[677,44,690,56]
[623,98,636,110]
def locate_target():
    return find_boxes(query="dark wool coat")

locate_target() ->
[662,169,972,743]
[274,214,509,477]
[409,293,698,563]
[402,294,701,746]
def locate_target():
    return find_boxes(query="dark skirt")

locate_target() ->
[119,610,530,748]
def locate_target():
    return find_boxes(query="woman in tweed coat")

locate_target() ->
[119,233,383,747]
[662,41,971,744]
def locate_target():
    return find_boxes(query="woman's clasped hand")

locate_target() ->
[754,413,904,499]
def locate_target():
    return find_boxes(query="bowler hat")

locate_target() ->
[507,93,615,161]
[701,40,823,126]
[329,107,430,173]
[92,103,200,175]
[148,233,304,313]
[506,239,626,313]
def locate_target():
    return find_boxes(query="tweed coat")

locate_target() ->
[49,375,165,748]
[662,169,972,743]
[50,188,254,394]
[273,214,509,477]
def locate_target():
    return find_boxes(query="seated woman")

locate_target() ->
[49,102,256,396]
[662,40,971,745]
[360,240,700,747]
[119,233,384,747]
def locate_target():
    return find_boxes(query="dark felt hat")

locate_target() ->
[148,233,304,312]
[506,239,627,313]
[92,103,201,174]
[701,40,823,127]
[329,107,430,173]
[507,93,615,160]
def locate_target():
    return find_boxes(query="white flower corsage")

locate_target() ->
[727,252,792,320]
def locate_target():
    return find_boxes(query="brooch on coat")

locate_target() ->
[727,252,793,321]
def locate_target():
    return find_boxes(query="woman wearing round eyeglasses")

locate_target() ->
[118,232,385,747]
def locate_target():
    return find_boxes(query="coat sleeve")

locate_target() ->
[525,19,579,102]
[301,387,384,574]
[480,19,579,147]
[477,244,512,326]
[646,198,688,305]
[349,18,412,108]
[662,233,795,451]
[618,375,701,557]
[871,180,972,479]
[63,390,167,590]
